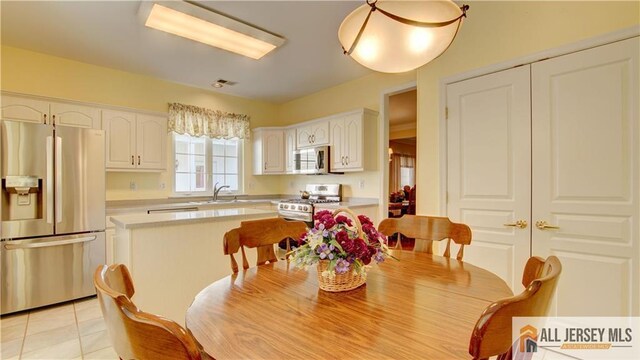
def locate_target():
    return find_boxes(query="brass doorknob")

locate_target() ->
[504,220,528,229]
[535,221,560,230]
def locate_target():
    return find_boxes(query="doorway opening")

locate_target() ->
[380,86,417,250]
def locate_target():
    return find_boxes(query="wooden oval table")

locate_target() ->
[186,250,513,359]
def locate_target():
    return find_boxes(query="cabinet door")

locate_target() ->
[263,130,284,173]
[0,95,48,124]
[296,125,313,148]
[446,65,532,293]
[103,110,136,169]
[50,102,101,129]
[532,38,639,316]
[136,115,167,170]
[310,121,329,146]
[342,113,363,170]
[329,119,345,170]
[284,128,297,173]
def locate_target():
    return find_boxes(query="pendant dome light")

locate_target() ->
[339,0,469,73]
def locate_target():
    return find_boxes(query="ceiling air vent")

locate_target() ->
[212,79,236,88]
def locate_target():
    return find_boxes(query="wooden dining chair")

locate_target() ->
[468,256,562,360]
[94,264,205,360]
[378,215,471,260]
[223,217,308,273]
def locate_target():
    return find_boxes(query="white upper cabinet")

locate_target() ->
[253,128,284,175]
[284,127,297,174]
[330,109,378,172]
[296,120,329,148]
[103,110,167,171]
[50,102,101,129]
[0,95,49,124]
[1,94,100,129]
[136,115,167,170]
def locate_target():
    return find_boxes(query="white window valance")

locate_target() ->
[168,103,250,139]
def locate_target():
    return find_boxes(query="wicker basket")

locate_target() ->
[316,208,367,292]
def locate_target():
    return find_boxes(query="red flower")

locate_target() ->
[358,215,373,226]
[335,215,353,226]
[314,210,332,220]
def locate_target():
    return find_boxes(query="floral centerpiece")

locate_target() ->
[289,208,392,292]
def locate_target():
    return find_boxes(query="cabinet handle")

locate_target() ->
[52,114,56,125]
[264,162,267,170]
[535,221,560,230]
[341,156,345,165]
[504,220,528,229]
[131,155,134,165]
[312,134,315,143]
[138,155,141,165]
[308,135,311,144]
[345,156,349,165]
[43,114,47,124]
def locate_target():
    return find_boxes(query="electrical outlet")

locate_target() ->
[359,179,365,189]
[159,182,166,190]
[248,181,254,190]
[130,181,137,191]
[289,181,295,188]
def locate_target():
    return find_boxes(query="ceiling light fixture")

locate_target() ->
[338,0,469,73]
[139,1,285,60]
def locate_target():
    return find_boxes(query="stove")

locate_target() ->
[278,184,341,223]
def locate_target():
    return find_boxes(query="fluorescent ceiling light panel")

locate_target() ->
[141,1,285,60]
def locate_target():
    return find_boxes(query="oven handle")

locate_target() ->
[4,236,97,250]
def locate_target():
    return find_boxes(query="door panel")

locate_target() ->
[447,65,531,292]
[532,37,639,316]
[1,232,105,314]
[0,96,48,124]
[136,115,166,170]
[103,110,135,169]
[50,102,100,129]
[0,121,54,239]
[55,126,105,234]
[344,114,362,169]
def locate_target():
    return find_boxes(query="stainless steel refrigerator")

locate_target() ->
[0,120,105,314]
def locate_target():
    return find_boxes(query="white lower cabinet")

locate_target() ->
[105,228,115,265]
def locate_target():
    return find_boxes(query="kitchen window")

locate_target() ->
[173,133,243,194]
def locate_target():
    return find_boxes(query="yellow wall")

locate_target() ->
[415,1,639,215]
[1,46,283,200]
[2,1,638,204]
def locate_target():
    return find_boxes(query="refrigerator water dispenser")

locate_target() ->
[2,175,42,220]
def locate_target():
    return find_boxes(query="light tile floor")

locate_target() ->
[0,296,118,359]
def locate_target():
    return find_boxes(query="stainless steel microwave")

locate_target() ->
[294,146,330,174]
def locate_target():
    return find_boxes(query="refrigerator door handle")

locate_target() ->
[46,136,54,224]
[55,136,62,224]
[4,235,97,250]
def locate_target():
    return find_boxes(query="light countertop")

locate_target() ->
[110,208,278,229]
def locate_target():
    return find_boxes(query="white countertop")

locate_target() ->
[110,208,278,229]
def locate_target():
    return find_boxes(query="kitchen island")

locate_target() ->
[110,207,278,325]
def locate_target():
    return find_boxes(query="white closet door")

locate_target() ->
[447,65,532,292]
[532,37,639,316]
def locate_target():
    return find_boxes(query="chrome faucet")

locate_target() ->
[213,182,230,201]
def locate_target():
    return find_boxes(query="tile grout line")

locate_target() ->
[18,311,31,359]
[73,301,85,360]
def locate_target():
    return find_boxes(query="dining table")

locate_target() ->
[186,250,513,359]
